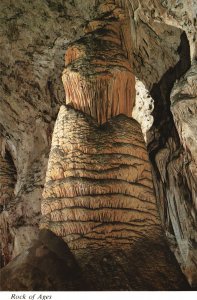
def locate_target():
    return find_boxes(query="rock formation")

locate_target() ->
[62,11,136,124]
[0,0,196,291]
[39,104,189,290]
[41,106,160,248]
[0,138,16,266]
[0,229,88,291]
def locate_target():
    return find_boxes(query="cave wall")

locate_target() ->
[0,0,196,287]
[129,1,197,286]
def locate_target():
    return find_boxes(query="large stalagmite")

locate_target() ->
[41,106,160,250]
[0,0,196,291]
[40,105,189,290]
[39,3,189,289]
[43,11,154,247]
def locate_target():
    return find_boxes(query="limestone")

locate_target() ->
[41,106,160,251]
[132,79,154,140]
[0,138,16,265]
[169,61,197,285]
[62,13,136,124]
[0,0,196,288]
[0,229,87,291]
[0,0,188,263]
[0,228,191,291]
[171,61,197,170]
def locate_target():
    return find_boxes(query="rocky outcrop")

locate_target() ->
[134,0,196,61]
[0,229,88,291]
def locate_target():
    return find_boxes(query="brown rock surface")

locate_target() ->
[0,229,87,291]
[0,0,188,261]
[39,105,190,291]
[41,105,160,250]
[0,228,191,291]
[0,0,196,289]
[62,9,136,124]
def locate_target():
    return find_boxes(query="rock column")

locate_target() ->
[41,2,189,290]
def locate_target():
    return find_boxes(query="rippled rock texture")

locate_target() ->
[41,106,160,249]
[0,0,196,290]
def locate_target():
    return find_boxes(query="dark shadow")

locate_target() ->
[148,31,191,160]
